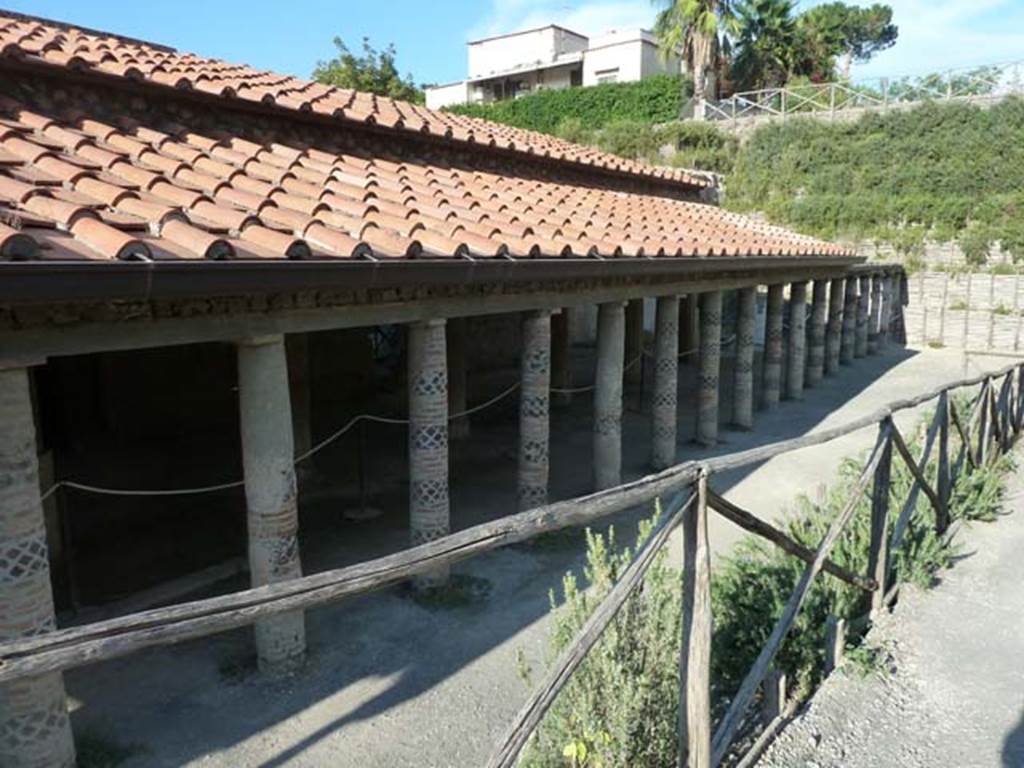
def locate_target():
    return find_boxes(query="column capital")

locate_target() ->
[237,334,285,348]
[411,317,446,329]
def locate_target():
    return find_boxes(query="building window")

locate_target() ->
[595,68,619,84]
[570,68,582,87]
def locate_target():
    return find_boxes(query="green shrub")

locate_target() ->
[446,75,692,134]
[724,98,1024,256]
[517,511,681,767]
[958,226,992,266]
[521,395,1011,767]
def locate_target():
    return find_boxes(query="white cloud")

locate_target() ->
[468,0,659,41]
[469,0,1024,81]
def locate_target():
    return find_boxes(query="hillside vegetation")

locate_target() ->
[456,87,1024,264]
[446,74,691,134]
[725,98,1024,262]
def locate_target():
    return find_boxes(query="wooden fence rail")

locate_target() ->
[1,361,1022,768]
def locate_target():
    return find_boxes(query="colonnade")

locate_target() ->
[0,267,904,766]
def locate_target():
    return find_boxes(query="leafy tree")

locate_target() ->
[654,0,739,116]
[731,0,799,90]
[312,37,423,103]
[797,3,897,80]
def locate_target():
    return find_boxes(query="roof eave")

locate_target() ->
[0,255,865,306]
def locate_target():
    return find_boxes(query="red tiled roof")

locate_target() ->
[0,12,707,189]
[0,11,854,266]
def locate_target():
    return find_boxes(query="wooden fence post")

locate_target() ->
[824,614,847,675]
[997,374,1012,453]
[762,668,787,723]
[680,469,712,768]
[936,391,951,534]
[868,418,894,617]
[976,378,991,466]
[1017,364,1024,432]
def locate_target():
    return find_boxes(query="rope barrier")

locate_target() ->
[34,334,740,500]
[42,380,526,499]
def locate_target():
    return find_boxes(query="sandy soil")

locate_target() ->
[65,346,1006,767]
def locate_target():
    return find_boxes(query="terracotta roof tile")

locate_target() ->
[0,12,857,266]
[0,11,715,190]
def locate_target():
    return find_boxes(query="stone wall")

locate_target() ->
[905,270,1024,352]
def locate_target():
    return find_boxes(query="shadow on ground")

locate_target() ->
[1004,709,1024,767]
[67,345,935,767]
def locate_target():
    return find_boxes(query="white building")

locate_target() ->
[426,25,681,110]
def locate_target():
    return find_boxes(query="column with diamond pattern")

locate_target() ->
[786,281,808,399]
[733,287,756,429]
[856,275,870,357]
[868,273,882,354]
[879,272,893,349]
[407,319,450,587]
[807,280,827,386]
[518,310,551,510]
[594,302,625,489]
[763,284,784,409]
[826,277,844,375]
[697,291,723,446]
[0,365,76,768]
[841,278,858,364]
[651,296,679,469]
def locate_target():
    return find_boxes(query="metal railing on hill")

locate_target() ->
[0,359,1021,767]
[705,60,1024,126]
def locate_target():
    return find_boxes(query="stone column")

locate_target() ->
[551,308,572,407]
[896,272,909,344]
[285,334,312,473]
[786,282,808,399]
[624,298,644,386]
[697,291,722,447]
[733,287,756,429]
[841,278,858,364]
[806,280,828,387]
[407,319,450,586]
[763,284,784,409]
[856,275,870,357]
[0,365,76,768]
[651,296,679,469]
[446,317,470,440]
[879,273,893,349]
[594,302,625,490]
[237,336,306,674]
[825,277,844,375]
[679,295,699,366]
[868,273,882,354]
[518,310,551,510]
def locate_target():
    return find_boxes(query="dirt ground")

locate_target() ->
[65,346,1003,767]
[757,461,1024,768]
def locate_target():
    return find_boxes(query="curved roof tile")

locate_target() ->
[0,12,856,266]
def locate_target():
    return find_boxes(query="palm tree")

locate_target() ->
[654,0,738,119]
[731,0,798,91]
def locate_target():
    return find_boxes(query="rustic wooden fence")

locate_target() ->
[704,61,1022,127]
[0,361,1021,767]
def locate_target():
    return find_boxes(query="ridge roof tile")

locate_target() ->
[0,12,856,268]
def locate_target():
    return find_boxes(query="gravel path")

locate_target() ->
[758,463,1024,768]
[65,348,1009,767]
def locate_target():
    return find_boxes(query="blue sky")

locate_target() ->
[8,0,1024,86]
